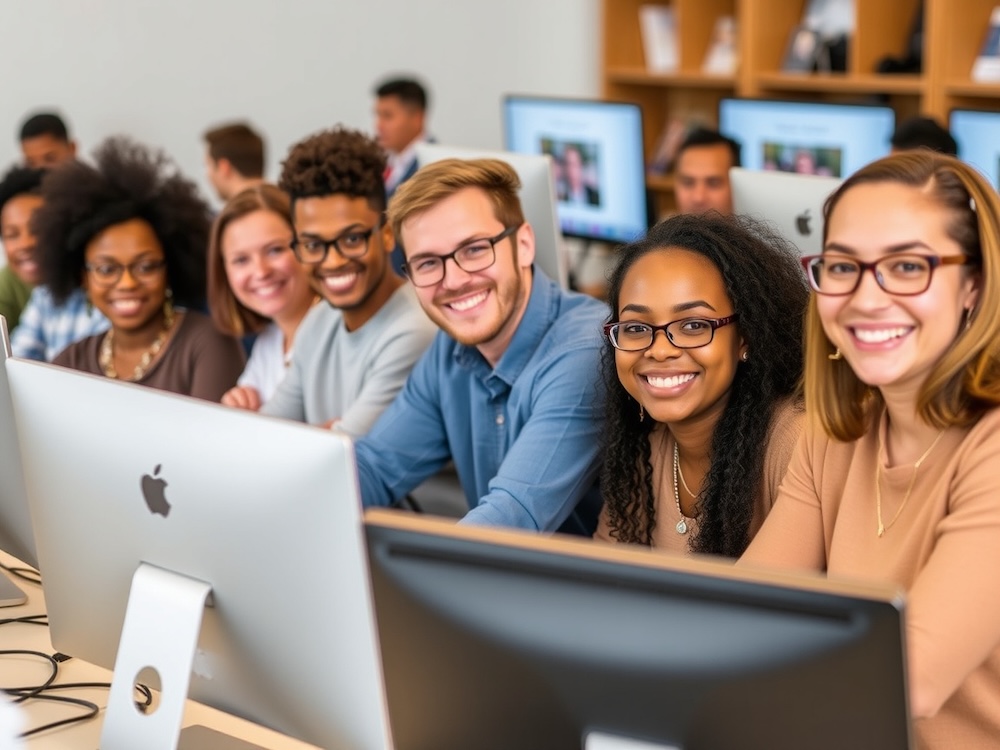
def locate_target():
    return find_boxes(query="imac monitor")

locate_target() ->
[415,142,569,288]
[6,359,391,750]
[503,95,649,245]
[0,316,36,607]
[365,510,912,750]
[730,167,843,256]
[950,109,1000,189]
[719,98,895,177]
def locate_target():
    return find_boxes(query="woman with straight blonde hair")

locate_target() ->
[742,151,1000,747]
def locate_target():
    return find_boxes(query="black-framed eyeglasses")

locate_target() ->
[603,314,739,352]
[289,226,379,264]
[401,225,519,288]
[84,259,167,288]
[801,253,975,296]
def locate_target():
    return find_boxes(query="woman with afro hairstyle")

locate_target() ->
[38,136,245,401]
[594,212,809,557]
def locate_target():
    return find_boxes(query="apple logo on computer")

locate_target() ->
[140,464,171,517]
[796,209,812,236]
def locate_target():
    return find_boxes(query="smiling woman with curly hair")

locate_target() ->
[38,136,245,401]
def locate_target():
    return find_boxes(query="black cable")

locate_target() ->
[0,649,59,701]
[0,613,47,628]
[0,561,41,586]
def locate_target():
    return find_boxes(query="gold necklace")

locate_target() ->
[99,305,176,381]
[672,441,696,535]
[875,429,945,538]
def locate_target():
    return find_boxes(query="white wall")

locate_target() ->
[0,0,600,206]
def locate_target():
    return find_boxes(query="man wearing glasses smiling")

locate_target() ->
[353,158,609,534]
[255,126,435,434]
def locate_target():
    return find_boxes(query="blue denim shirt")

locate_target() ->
[355,269,609,534]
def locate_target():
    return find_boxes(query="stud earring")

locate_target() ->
[740,351,749,362]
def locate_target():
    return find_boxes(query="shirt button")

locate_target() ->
[495,414,505,425]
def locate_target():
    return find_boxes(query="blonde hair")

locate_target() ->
[386,158,525,252]
[806,151,1000,440]
[207,183,293,337]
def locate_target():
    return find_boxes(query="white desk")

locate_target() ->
[0,554,319,750]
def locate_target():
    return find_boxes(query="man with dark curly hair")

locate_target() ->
[354,158,609,533]
[0,166,47,329]
[18,112,77,169]
[251,126,435,432]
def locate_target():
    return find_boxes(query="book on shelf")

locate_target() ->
[972,6,1000,82]
[702,15,738,75]
[638,4,678,73]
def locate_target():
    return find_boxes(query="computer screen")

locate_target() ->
[6,359,391,750]
[950,109,1000,189]
[719,98,895,178]
[0,316,36,607]
[365,510,912,750]
[415,143,569,288]
[503,95,649,245]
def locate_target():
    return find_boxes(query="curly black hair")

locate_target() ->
[0,165,46,216]
[600,212,809,557]
[278,125,387,213]
[33,136,212,307]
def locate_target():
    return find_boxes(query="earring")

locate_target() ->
[740,351,749,362]
[163,288,175,327]
[828,348,843,361]
[639,403,645,422]
[964,308,974,333]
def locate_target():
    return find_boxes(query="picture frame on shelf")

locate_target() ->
[972,6,1000,82]
[638,4,679,73]
[782,25,821,73]
[702,16,738,75]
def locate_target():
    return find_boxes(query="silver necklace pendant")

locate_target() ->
[675,518,688,534]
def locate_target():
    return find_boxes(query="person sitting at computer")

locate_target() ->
[251,126,436,433]
[353,158,609,533]
[741,151,1000,747]
[207,184,316,409]
[594,213,808,556]
[673,127,741,216]
[35,136,245,400]
[0,166,46,330]
[890,115,958,156]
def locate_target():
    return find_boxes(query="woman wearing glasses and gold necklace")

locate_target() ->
[594,212,809,557]
[742,151,1000,747]
[37,136,245,401]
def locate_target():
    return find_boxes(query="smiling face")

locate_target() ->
[401,187,535,366]
[220,209,312,326]
[614,247,745,430]
[83,218,168,335]
[818,181,979,400]
[292,194,397,331]
[0,193,44,285]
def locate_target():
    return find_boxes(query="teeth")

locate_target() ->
[111,300,142,314]
[855,327,909,343]
[646,373,696,388]
[449,291,488,312]
[322,273,358,293]
[252,282,281,297]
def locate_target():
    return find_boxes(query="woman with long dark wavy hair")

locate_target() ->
[594,212,809,557]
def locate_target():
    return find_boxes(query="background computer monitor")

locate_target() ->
[6,359,391,750]
[502,94,649,245]
[0,316,36,607]
[365,510,912,750]
[415,142,569,289]
[950,109,1000,189]
[719,98,895,178]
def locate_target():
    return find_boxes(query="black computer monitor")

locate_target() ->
[6,357,391,749]
[365,510,913,750]
[503,94,649,244]
[719,98,895,178]
[950,109,1000,189]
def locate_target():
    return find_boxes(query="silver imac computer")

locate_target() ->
[415,142,569,289]
[0,316,36,607]
[6,358,391,750]
[365,510,913,750]
[729,167,843,256]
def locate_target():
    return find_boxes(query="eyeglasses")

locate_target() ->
[603,314,739,352]
[290,226,378,264]
[85,259,167,287]
[401,225,519,288]
[801,253,974,296]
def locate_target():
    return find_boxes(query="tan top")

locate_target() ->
[595,399,804,554]
[742,407,1000,748]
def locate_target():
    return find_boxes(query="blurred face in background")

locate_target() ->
[674,144,734,216]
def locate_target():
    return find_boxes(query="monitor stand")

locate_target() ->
[0,569,26,608]
[100,563,266,750]
[586,731,679,750]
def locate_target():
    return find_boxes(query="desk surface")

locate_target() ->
[0,553,319,750]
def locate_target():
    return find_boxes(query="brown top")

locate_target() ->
[595,399,804,554]
[53,310,245,402]
[742,407,1000,749]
